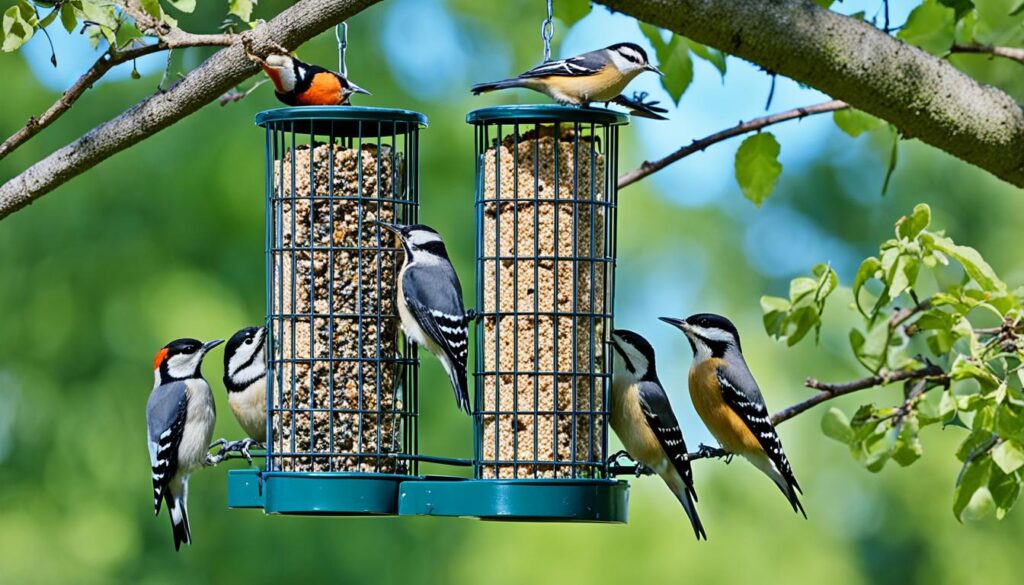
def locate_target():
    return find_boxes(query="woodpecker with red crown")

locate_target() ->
[259,53,371,106]
[146,337,223,551]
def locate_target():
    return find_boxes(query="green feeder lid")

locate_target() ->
[256,106,427,137]
[466,104,628,126]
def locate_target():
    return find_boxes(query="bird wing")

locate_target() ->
[403,265,469,407]
[716,363,804,506]
[636,381,698,502]
[607,93,669,120]
[517,50,607,79]
[146,382,189,515]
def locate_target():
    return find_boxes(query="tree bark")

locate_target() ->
[0,0,380,220]
[596,0,1024,188]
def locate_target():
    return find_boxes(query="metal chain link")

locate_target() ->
[336,22,348,77]
[541,0,554,62]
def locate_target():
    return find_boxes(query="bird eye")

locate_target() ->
[245,338,253,345]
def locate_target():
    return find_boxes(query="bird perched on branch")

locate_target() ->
[471,42,662,106]
[377,222,470,414]
[610,329,705,540]
[258,53,370,106]
[147,337,223,551]
[215,326,268,462]
[661,314,806,517]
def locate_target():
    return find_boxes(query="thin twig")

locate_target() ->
[949,44,1024,66]
[617,99,849,189]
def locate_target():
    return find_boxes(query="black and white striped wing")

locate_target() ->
[517,50,606,79]
[146,382,188,515]
[637,381,697,502]
[716,365,802,496]
[404,266,470,411]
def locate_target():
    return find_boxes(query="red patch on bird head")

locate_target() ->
[153,348,169,370]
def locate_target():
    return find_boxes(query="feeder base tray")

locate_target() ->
[227,469,411,516]
[398,477,629,523]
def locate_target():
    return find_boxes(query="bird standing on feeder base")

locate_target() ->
[147,337,223,551]
[471,42,663,106]
[214,326,268,463]
[377,222,471,415]
[610,329,706,540]
[661,314,807,517]
[258,53,371,106]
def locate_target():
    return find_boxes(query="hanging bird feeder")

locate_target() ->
[398,105,630,522]
[227,105,427,515]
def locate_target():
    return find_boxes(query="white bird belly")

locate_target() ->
[178,379,216,474]
[610,380,669,473]
[228,378,267,442]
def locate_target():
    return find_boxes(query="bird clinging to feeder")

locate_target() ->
[215,326,268,463]
[258,53,371,106]
[661,313,806,517]
[377,222,471,415]
[471,42,662,106]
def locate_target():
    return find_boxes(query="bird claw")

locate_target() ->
[211,438,264,465]
[204,452,223,466]
[607,449,633,467]
[634,463,653,477]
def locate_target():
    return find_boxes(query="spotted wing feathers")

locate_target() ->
[147,383,188,515]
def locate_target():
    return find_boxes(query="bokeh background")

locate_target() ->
[2,1,1023,583]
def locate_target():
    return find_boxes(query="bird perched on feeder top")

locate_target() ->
[217,326,268,461]
[610,329,706,540]
[661,314,806,517]
[259,53,371,106]
[376,222,470,414]
[471,42,663,106]
[147,337,224,551]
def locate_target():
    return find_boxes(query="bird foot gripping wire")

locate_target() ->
[693,443,732,463]
[208,438,265,466]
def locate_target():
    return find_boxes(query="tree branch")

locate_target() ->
[0,0,380,220]
[596,0,1024,188]
[618,100,848,189]
[950,44,1024,66]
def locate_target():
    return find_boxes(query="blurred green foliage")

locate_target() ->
[1,1,1024,584]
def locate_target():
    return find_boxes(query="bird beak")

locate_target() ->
[373,220,400,234]
[202,339,225,353]
[646,64,664,76]
[658,316,690,332]
[349,82,371,96]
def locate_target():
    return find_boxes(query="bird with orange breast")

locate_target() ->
[259,53,371,106]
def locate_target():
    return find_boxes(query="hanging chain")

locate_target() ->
[540,0,554,62]
[336,22,348,77]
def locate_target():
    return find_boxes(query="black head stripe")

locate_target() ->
[609,42,649,64]
[418,240,449,259]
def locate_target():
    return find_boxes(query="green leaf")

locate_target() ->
[139,0,161,19]
[553,0,589,27]
[992,440,1024,474]
[658,36,693,104]
[927,235,1007,293]
[957,430,996,461]
[59,2,76,33]
[881,126,898,195]
[892,415,923,466]
[2,5,33,52]
[166,0,196,13]
[760,295,790,338]
[115,20,141,49]
[896,203,931,240]
[853,257,882,317]
[228,0,255,22]
[814,0,835,7]
[989,465,1022,519]
[833,108,881,138]
[38,6,58,29]
[899,0,956,55]
[1012,1,1024,17]
[686,39,726,77]
[954,456,992,521]
[822,408,854,444]
[735,132,782,207]
[939,0,974,21]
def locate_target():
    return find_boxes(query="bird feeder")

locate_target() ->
[399,105,629,522]
[228,106,427,515]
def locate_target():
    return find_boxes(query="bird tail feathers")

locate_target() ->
[165,484,192,551]
[471,79,526,95]
[664,468,707,540]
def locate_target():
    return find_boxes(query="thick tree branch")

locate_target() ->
[597,0,1024,188]
[950,44,1024,66]
[618,100,848,189]
[0,0,380,220]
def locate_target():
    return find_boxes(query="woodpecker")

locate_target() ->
[610,329,706,540]
[219,326,267,461]
[376,222,470,414]
[259,53,371,106]
[471,42,662,106]
[661,314,806,517]
[147,337,223,551]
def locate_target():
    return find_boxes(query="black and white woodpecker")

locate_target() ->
[610,329,706,540]
[376,222,471,414]
[471,42,663,106]
[218,326,267,461]
[661,314,806,517]
[147,337,223,551]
